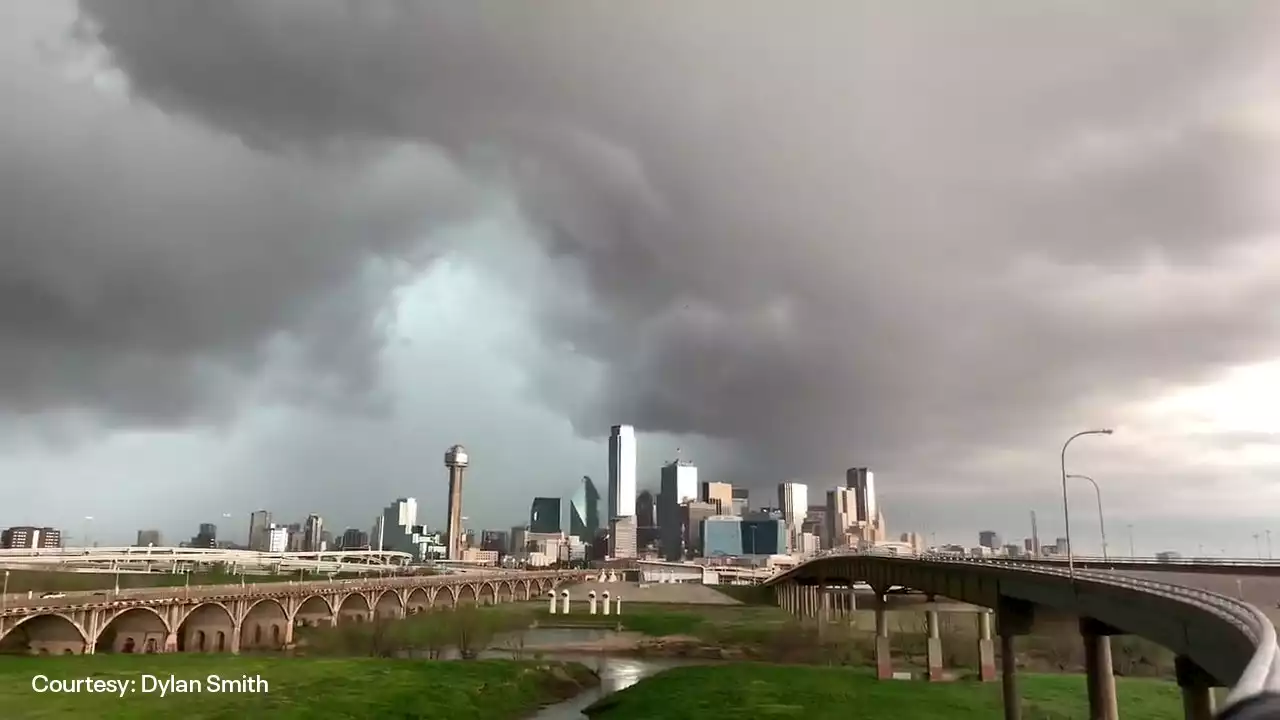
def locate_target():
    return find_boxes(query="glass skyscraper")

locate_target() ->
[529,497,562,534]
[570,476,601,540]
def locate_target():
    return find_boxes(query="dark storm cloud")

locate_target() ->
[56,1,1280,482]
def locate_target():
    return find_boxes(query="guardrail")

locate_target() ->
[0,569,587,614]
[772,552,1280,710]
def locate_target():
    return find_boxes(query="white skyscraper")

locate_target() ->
[846,467,878,524]
[608,425,637,521]
[777,481,809,527]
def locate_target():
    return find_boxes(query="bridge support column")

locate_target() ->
[926,608,944,681]
[1174,656,1216,720]
[976,610,997,682]
[874,593,893,680]
[163,632,178,653]
[998,596,1035,720]
[1081,618,1119,720]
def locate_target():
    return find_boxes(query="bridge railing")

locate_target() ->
[771,552,1280,709]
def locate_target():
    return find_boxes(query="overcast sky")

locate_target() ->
[3,1,1280,556]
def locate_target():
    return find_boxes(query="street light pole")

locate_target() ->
[1066,474,1108,562]
[1061,428,1113,580]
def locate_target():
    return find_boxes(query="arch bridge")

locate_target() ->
[0,569,585,656]
[767,555,1280,720]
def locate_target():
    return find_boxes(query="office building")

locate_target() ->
[379,498,418,554]
[700,481,734,515]
[826,487,856,548]
[660,460,700,560]
[979,530,1001,549]
[635,490,656,528]
[608,425,637,522]
[702,516,744,557]
[731,487,750,516]
[510,525,529,554]
[530,497,563,534]
[846,468,878,524]
[1,526,61,549]
[299,514,323,552]
[609,516,638,558]
[444,444,470,561]
[135,529,161,547]
[247,510,271,552]
[741,518,786,555]
[190,523,217,548]
[682,501,717,558]
[339,528,369,550]
[267,524,289,553]
[777,482,808,547]
[570,476,602,540]
[480,529,509,554]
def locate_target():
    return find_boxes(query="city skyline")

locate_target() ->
[3,3,1280,559]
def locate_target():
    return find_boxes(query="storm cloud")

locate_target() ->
[3,1,1280,541]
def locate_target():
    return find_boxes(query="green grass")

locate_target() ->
[0,655,597,719]
[584,664,1183,720]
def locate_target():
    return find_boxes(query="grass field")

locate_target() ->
[0,654,597,719]
[584,664,1183,720]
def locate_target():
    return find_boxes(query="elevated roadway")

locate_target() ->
[768,554,1280,720]
[0,546,413,574]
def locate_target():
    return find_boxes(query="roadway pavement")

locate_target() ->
[1104,569,1280,621]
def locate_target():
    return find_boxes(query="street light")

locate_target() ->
[1066,474,1109,562]
[1061,428,1113,579]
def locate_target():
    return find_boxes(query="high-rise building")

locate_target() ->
[741,518,786,555]
[135,529,161,547]
[340,528,369,550]
[700,481,734,515]
[777,482,808,528]
[530,497,563,534]
[635,490,656,528]
[682,501,717,557]
[609,516,638,558]
[248,510,271,552]
[702,516,744,557]
[608,425,637,522]
[304,514,324,552]
[846,468,878,524]
[444,444,470,561]
[191,523,217,548]
[659,460,700,560]
[480,529,509,553]
[979,530,1001,549]
[570,476,602,540]
[380,498,418,554]
[731,487,750,516]
[267,524,289,553]
[1,526,61,549]
[826,488,856,548]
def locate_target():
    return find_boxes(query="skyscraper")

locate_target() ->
[570,476,602,540]
[303,514,324,552]
[826,487,856,548]
[608,425,637,522]
[444,444,469,561]
[659,460,699,560]
[380,498,418,554]
[846,467,878,524]
[635,490,656,528]
[530,497,563,534]
[777,482,808,527]
[248,510,271,552]
[700,481,734,515]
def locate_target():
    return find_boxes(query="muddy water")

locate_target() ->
[522,653,707,720]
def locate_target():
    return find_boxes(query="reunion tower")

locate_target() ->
[444,444,469,561]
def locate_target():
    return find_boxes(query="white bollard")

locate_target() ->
[602,591,612,616]
[588,590,598,615]
[614,595,623,615]
[548,590,558,614]
[597,571,607,583]
[560,589,570,614]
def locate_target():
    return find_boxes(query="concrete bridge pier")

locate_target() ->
[1080,618,1120,720]
[925,606,944,681]
[1174,656,1216,720]
[976,610,997,682]
[997,597,1036,720]
[873,590,893,680]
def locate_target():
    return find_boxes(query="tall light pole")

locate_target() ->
[1066,474,1108,561]
[1254,533,1263,559]
[1061,428,1113,579]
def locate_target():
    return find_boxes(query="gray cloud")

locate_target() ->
[3,2,1280,547]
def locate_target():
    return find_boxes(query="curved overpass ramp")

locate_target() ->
[767,555,1280,720]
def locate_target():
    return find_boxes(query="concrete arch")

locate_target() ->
[295,595,333,627]
[406,588,431,615]
[241,599,288,650]
[177,603,235,653]
[496,581,514,602]
[336,592,372,624]
[477,582,497,606]
[96,607,169,654]
[455,583,478,605]
[530,578,545,596]
[518,579,532,600]
[1,613,89,655]
[374,590,403,618]
[431,586,454,609]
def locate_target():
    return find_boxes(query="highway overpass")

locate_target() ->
[767,554,1280,720]
[0,569,586,655]
[0,546,414,574]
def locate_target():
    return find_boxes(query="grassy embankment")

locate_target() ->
[585,664,1182,720]
[0,654,597,719]
[0,568,426,594]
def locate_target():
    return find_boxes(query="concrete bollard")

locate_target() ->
[615,595,622,615]
[560,589,570,614]
[548,591,558,615]
[602,591,612,616]
[588,590,598,615]
[597,571,607,583]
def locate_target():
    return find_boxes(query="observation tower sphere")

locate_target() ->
[444,444,469,468]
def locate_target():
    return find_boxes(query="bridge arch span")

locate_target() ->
[294,595,333,627]
[336,592,371,624]
[1,613,89,655]
[405,588,430,615]
[95,607,170,654]
[241,598,288,650]
[455,583,478,605]
[431,586,454,609]
[374,590,403,618]
[496,581,514,602]
[477,582,497,606]
[178,603,234,653]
